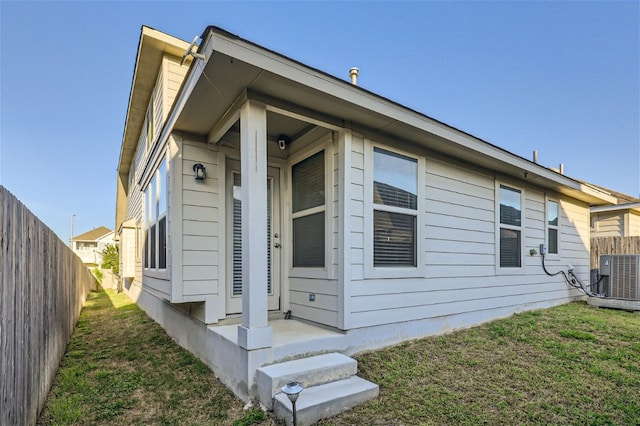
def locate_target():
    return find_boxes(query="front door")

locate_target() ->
[226,160,281,314]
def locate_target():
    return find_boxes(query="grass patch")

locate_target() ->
[37,287,273,425]
[559,329,596,341]
[319,303,640,425]
[39,289,639,425]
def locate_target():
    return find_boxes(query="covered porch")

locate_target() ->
[173,39,351,339]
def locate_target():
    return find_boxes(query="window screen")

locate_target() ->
[499,185,522,268]
[547,200,559,254]
[500,228,521,268]
[292,151,325,213]
[292,151,325,268]
[293,212,325,267]
[144,159,167,270]
[373,148,418,267]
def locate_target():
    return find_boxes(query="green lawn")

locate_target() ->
[321,302,640,426]
[37,287,270,426]
[39,288,639,425]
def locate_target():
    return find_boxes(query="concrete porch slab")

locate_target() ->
[208,319,348,364]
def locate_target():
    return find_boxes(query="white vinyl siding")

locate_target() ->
[143,66,164,153]
[424,160,495,277]
[164,55,189,120]
[180,140,220,299]
[591,212,625,237]
[629,212,640,236]
[348,148,587,330]
[592,210,640,237]
[145,104,154,151]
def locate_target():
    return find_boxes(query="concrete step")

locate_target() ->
[256,352,357,409]
[273,376,379,426]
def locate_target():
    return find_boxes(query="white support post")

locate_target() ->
[337,129,352,330]
[237,99,272,350]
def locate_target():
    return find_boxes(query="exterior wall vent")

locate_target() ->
[600,255,640,300]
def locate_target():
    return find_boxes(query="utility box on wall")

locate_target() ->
[599,255,640,301]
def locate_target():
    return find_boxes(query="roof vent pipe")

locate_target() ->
[559,163,564,175]
[349,67,359,85]
[533,150,538,164]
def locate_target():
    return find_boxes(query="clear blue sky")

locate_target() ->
[1,1,638,243]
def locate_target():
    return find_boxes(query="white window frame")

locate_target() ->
[288,140,334,280]
[545,197,560,257]
[495,182,525,274]
[144,158,167,275]
[364,141,425,279]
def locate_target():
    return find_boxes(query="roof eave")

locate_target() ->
[592,202,640,214]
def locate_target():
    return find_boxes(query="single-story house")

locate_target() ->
[71,226,114,267]
[114,25,618,418]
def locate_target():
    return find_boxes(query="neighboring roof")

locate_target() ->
[72,226,113,242]
[574,178,639,204]
[167,25,616,206]
[595,187,639,205]
[591,202,640,214]
[578,181,640,213]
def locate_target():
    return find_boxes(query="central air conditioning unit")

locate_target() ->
[599,255,640,301]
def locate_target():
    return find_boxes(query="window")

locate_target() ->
[144,159,167,270]
[547,200,559,255]
[499,185,522,268]
[292,150,325,267]
[76,242,97,249]
[373,148,418,267]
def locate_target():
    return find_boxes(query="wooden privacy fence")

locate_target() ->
[0,186,97,426]
[591,236,640,269]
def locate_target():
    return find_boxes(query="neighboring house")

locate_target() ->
[114,25,618,411]
[71,226,114,267]
[588,189,639,288]
[590,190,640,237]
